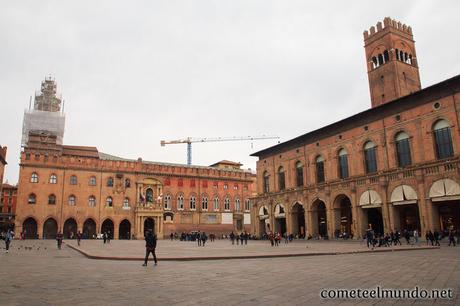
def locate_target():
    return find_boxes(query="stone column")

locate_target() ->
[114,221,119,239]
[326,204,334,239]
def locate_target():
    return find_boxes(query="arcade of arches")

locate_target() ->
[254,179,460,239]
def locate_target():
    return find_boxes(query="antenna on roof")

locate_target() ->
[29,96,32,110]
[62,99,65,114]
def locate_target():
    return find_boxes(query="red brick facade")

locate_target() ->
[1,184,17,230]
[15,134,255,239]
[251,18,460,239]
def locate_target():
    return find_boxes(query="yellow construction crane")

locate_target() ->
[160,135,280,165]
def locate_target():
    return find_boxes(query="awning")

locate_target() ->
[274,203,286,218]
[359,190,382,207]
[390,185,418,204]
[429,179,460,199]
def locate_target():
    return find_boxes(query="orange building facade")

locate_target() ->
[251,18,460,239]
[15,85,255,240]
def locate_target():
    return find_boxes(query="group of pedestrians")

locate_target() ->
[229,231,249,245]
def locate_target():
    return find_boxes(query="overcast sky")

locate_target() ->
[1,1,459,184]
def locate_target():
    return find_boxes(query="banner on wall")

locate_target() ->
[221,213,233,224]
[244,213,251,225]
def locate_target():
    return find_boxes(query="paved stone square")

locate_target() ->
[0,239,459,305]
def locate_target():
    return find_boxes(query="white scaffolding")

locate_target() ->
[21,109,65,146]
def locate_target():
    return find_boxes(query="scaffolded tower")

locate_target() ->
[21,77,66,146]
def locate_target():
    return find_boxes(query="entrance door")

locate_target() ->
[83,219,97,239]
[397,204,421,231]
[144,217,155,235]
[119,219,131,239]
[63,218,77,239]
[367,208,384,235]
[43,218,58,239]
[23,217,38,239]
[101,219,114,239]
[275,218,286,235]
[291,203,305,238]
[438,200,460,231]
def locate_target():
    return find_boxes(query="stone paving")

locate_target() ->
[65,239,438,260]
[0,239,459,306]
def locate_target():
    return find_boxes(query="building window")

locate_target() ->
[107,177,114,187]
[235,198,241,212]
[263,171,270,193]
[123,197,130,209]
[89,176,97,186]
[177,195,184,210]
[68,195,76,206]
[70,175,78,185]
[30,172,39,183]
[233,184,238,190]
[106,196,113,207]
[213,182,218,189]
[316,156,325,183]
[223,183,228,190]
[395,132,412,167]
[224,197,230,211]
[364,141,377,174]
[202,196,208,211]
[28,193,36,204]
[49,174,57,184]
[278,167,286,191]
[295,162,304,187]
[244,199,251,212]
[338,149,349,179]
[48,194,56,205]
[125,178,131,188]
[190,196,196,210]
[88,196,96,207]
[433,120,454,159]
[164,194,171,210]
[213,197,219,211]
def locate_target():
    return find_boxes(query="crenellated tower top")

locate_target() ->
[363,17,421,108]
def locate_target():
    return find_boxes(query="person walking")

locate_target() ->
[76,231,82,246]
[201,232,207,247]
[448,230,456,246]
[107,231,111,244]
[244,231,248,245]
[4,229,13,253]
[142,230,158,266]
[230,231,235,245]
[56,231,63,250]
[433,230,441,246]
[103,231,107,244]
[413,229,419,245]
[197,231,202,246]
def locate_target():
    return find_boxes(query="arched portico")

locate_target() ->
[429,179,460,231]
[63,218,77,239]
[311,199,328,238]
[23,217,38,239]
[359,190,384,236]
[273,204,287,235]
[43,218,58,239]
[389,185,421,232]
[83,218,97,239]
[333,195,353,239]
[290,202,305,238]
[257,205,270,237]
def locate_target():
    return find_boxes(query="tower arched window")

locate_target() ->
[125,178,131,188]
[123,197,130,209]
[88,196,96,207]
[107,177,114,187]
[224,197,230,211]
[30,172,39,183]
[316,156,325,183]
[295,161,304,187]
[106,196,113,207]
[49,174,57,184]
[177,195,184,210]
[364,141,377,173]
[213,197,219,211]
[395,132,412,167]
[28,193,36,204]
[68,195,76,206]
[338,149,349,179]
[164,194,171,210]
[202,196,208,211]
[278,166,286,191]
[235,198,241,212]
[244,199,251,212]
[70,175,78,185]
[190,195,196,210]
[48,194,56,205]
[89,176,97,186]
[433,120,454,159]
[263,171,270,193]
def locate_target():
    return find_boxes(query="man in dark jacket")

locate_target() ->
[143,230,158,266]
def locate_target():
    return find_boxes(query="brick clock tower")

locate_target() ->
[364,17,422,108]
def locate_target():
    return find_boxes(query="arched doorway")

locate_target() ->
[367,208,384,235]
[312,200,328,238]
[144,217,155,235]
[23,217,38,239]
[291,203,305,238]
[101,219,114,239]
[334,195,353,239]
[42,218,58,239]
[274,204,287,235]
[63,218,78,239]
[429,179,460,231]
[83,218,97,239]
[258,206,270,237]
[390,185,421,232]
[119,219,131,239]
